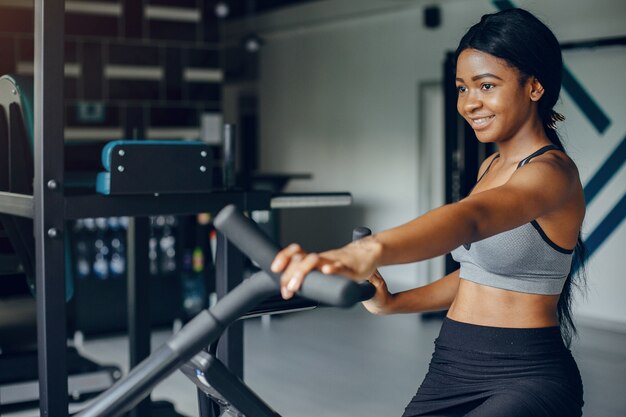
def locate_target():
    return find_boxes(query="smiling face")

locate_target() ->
[456,49,543,144]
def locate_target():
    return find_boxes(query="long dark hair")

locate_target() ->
[454,8,586,346]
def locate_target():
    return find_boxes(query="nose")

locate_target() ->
[461,90,482,114]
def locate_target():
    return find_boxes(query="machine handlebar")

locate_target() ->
[214,205,375,308]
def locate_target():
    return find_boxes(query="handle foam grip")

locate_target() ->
[351,226,377,301]
[352,226,372,241]
[214,205,375,308]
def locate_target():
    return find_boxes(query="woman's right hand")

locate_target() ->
[361,270,395,315]
[270,237,383,300]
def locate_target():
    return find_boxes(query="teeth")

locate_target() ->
[473,116,493,126]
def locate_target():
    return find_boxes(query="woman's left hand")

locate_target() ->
[361,270,395,315]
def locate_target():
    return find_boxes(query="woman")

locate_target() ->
[272,8,585,417]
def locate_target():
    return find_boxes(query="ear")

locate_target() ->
[529,77,545,102]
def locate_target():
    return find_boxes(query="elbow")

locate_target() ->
[454,200,487,243]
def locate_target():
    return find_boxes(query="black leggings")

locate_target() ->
[402,317,584,417]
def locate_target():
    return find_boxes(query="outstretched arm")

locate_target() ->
[372,155,578,266]
[273,153,579,299]
[366,269,460,315]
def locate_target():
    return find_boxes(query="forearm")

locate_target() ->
[385,269,460,315]
[368,203,478,267]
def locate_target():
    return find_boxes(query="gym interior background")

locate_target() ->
[0,0,624,416]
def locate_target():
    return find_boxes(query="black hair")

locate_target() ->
[455,8,586,347]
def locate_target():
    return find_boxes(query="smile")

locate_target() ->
[469,115,495,129]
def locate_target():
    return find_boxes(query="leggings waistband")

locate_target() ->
[437,317,566,354]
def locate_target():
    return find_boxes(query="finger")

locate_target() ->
[321,260,353,276]
[369,274,384,288]
[271,243,302,272]
[320,260,338,275]
[368,273,380,285]
[280,253,302,299]
[365,269,384,285]
[281,253,319,299]
[285,253,320,294]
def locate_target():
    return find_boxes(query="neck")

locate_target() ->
[497,116,551,165]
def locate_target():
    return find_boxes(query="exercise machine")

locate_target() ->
[0,74,122,415]
[76,204,375,417]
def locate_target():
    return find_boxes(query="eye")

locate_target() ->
[481,83,494,90]
[456,85,467,94]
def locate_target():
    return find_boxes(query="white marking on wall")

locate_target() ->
[66,1,122,16]
[65,128,124,141]
[16,62,82,78]
[104,65,164,81]
[183,68,223,83]
[0,0,34,9]
[146,128,201,141]
[1,0,122,16]
[144,5,201,23]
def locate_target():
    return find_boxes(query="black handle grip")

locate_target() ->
[351,226,376,301]
[352,226,372,241]
[214,205,374,307]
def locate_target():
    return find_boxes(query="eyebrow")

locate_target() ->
[456,73,504,82]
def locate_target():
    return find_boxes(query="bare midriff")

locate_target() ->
[447,279,560,328]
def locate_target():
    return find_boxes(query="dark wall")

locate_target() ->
[0,0,223,143]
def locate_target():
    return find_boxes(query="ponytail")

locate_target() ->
[542,112,587,347]
[543,110,566,151]
[558,236,587,347]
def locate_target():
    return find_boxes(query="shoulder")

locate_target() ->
[516,148,579,182]
[509,148,581,199]
[461,148,583,229]
[476,152,500,180]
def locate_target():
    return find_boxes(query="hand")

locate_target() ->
[361,270,394,315]
[271,238,382,300]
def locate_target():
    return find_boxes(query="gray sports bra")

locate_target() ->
[450,145,574,295]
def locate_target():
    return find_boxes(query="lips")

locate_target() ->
[469,115,495,130]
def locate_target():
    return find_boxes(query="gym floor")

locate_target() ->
[80,307,626,417]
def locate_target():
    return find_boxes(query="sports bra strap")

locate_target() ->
[517,144,558,168]
[476,153,501,183]
[471,145,558,193]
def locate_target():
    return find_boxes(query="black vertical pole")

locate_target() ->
[127,217,152,417]
[223,124,237,190]
[199,230,244,416]
[201,123,245,415]
[215,230,244,373]
[34,0,67,415]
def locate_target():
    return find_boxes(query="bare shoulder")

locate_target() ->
[476,151,501,180]
[544,148,578,170]
[519,148,580,184]
[508,148,583,212]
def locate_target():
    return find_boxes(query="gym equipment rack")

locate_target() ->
[0,2,352,416]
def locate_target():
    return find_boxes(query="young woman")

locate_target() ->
[271,8,585,417]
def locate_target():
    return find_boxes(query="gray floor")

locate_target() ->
[79,307,626,417]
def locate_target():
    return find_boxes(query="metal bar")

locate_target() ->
[222,124,236,190]
[270,193,352,209]
[127,217,152,417]
[33,0,67,416]
[215,231,244,377]
[63,191,272,219]
[0,191,34,218]
[200,230,245,416]
[62,191,354,219]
